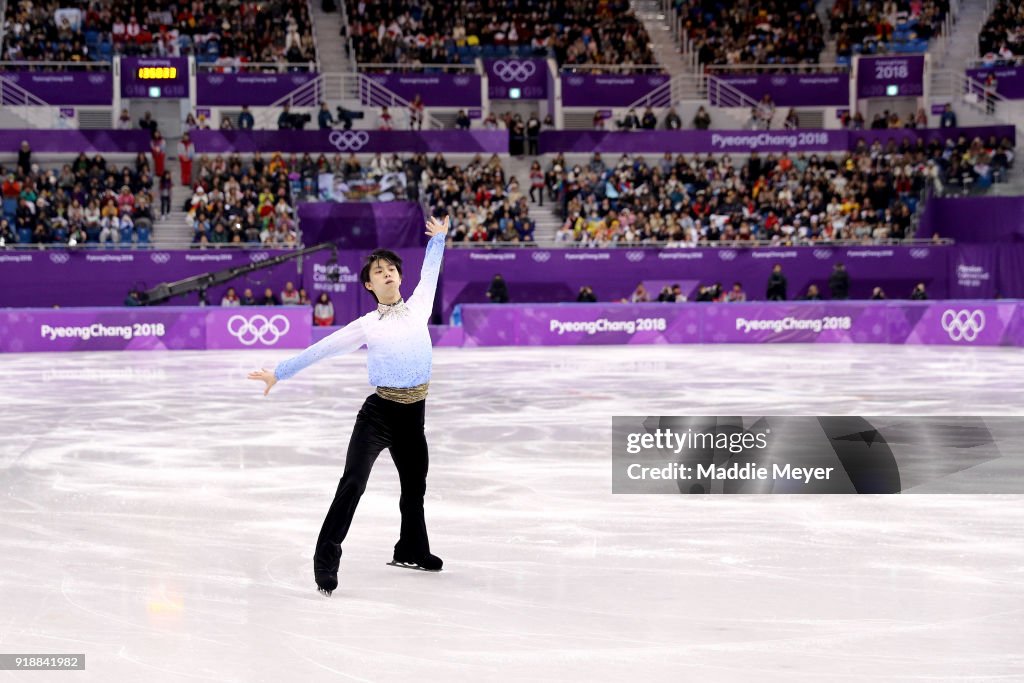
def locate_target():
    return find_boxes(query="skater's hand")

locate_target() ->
[425,215,449,238]
[248,368,277,396]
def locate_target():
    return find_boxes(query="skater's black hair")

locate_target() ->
[360,249,403,302]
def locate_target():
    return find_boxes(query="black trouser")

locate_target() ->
[315,393,430,568]
[529,185,543,205]
[160,196,170,215]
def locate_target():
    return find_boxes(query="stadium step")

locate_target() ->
[631,0,695,82]
[311,0,354,74]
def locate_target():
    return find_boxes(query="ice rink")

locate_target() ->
[1,345,1023,682]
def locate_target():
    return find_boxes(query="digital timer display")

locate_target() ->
[137,67,177,80]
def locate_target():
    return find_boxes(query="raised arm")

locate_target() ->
[409,215,448,317]
[273,316,368,382]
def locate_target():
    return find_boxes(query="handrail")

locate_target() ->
[559,64,667,74]
[705,75,760,111]
[196,61,316,73]
[967,56,1024,69]
[356,62,477,73]
[306,0,321,73]
[0,60,111,71]
[704,64,850,74]
[446,237,956,248]
[0,74,51,107]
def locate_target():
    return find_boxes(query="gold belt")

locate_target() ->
[375,382,429,404]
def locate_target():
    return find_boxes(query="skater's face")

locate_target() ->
[365,258,402,303]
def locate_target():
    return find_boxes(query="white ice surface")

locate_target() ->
[1,345,1023,682]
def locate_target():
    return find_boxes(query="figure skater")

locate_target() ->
[248,215,450,596]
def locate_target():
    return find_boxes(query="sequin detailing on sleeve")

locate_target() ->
[274,317,367,381]
[408,232,445,318]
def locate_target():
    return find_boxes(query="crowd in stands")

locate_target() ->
[420,153,537,243]
[342,0,656,69]
[0,144,157,246]
[218,284,337,325]
[186,151,298,247]
[544,135,1014,246]
[831,0,950,60]
[669,0,825,66]
[2,0,314,66]
[978,0,1024,65]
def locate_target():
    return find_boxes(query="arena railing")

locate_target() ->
[0,238,955,251]
[355,63,477,74]
[195,62,317,73]
[703,64,850,75]
[558,64,667,74]
[0,60,111,72]
[967,56,1024,68]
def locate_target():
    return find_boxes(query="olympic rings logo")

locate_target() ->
[492,60,536,83]
[940,309,985,342]
[226,314,291,346]
[150,253,170,264]
[49,252,69,264]
[328,130,370,152]
[531,251,551,262]
[625,251,645,262]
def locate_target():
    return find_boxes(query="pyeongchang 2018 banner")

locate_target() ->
[0,307,311,353]
[613,416,1024,494]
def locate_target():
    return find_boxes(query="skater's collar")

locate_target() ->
[377,297,408,320]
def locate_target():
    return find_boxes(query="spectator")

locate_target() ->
[278,104,292,130]
[828,263,850,299]
[261,287,280,305]
[766,264,787,301]
[379,106,393,130]
[281,281,300,305]
[692,106,711,130]
[486,274,510,303]
[242,288,257,305]
[16,141,31,176]
[619,108,641,131]
[298,288,311,305]
[408,94,424,131]
[756,94,776,130]
[640,108,657,130]
[910,282,928,300]
[139,111,158,136]
[455,109,471,130]
[871,286,887,300]
[221,287,241,306]
[318,102,334,130]
[528,161,545,206]
[801,284,822,300]
[940,104,958,128]
[116,108,132,130]
[159,171,172,219]
[727,282,746,302]
[630,283,649,302]
[783,109,799,130]
[177,132,195,187]
[150,131,166,178]
[576,285,598,303]
[526,114,541,156]
[314,293,335,325]
[664,107,682,130]
[238,105,255,130]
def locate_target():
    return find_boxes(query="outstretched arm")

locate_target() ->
[248,317,367,394]
[409,215,449,317]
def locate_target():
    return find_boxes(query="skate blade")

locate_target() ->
[317,587,333,597]
[387,561,442,572]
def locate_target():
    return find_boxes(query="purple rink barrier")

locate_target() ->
[856,55,925,98]
[197,72,317,106]
[0,249,313,309]
[188,130,508,154]
[708,73,849,107]
[457,301,1024,347]
[918,196,1024,243]
[967,66,1024,99]
[0,70,113,105]
[485,58,548,99]
[538,126,1015,154]
[0,306,310,352]
[362,73,482,108]
[297,202,425,249]
[0,130,151,153]
[561,73,670,107]
[441,245,951,320]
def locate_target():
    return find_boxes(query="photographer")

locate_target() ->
[278,104,293,130]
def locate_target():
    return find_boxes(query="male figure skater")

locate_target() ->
[248,215,449,596]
